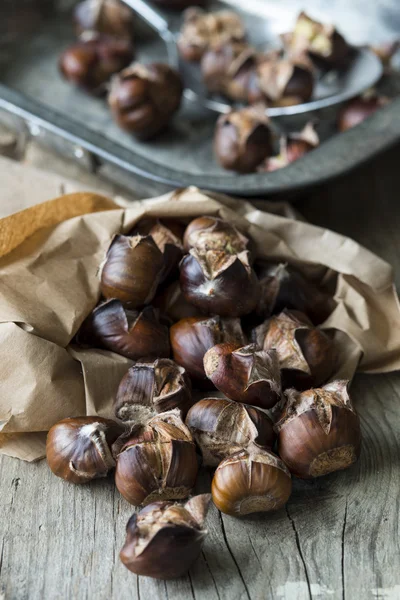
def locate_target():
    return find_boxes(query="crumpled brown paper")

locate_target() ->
[1,185,400,462]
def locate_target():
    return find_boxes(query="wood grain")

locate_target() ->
[0,141,400,599]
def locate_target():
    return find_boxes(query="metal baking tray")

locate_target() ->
[0,0,399,197]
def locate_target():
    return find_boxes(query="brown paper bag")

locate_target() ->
[1,187,400,462]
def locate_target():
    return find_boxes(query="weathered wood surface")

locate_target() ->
[0,120,400,600]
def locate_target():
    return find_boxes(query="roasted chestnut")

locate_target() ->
[283,11,352,68]
[211,444,292,516]
[201,41,252,94]
[154,281,204,322]
[255,261,334,324]
[170,316,245,385]
[120,494,211,579]
[214,106,273,173]
[74,0,134,39]
[254,309,336,390]
[77,300,170,360]
[183,216,251,255]
[115,358,192,423]
[255,56,314,106]
[259,122,320,172]
[203,343,281,409]
[337,93,390,132]
[186,397,275,466]
[178,8,245,62]
[59,34,134,94]
[276,381,362,478]
[180,248,260,316]
[108,63,183,139]
[100,234,164,308]
[46,417,123,483]
[131,219,184,283]
[222,48,260,103]
[114,411,198,506]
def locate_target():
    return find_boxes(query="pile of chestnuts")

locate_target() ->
[46,214,363,580]
[58,1,395,173]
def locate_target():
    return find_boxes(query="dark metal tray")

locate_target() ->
[0,0,399,197]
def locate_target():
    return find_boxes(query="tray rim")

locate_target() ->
[0,84,399,197]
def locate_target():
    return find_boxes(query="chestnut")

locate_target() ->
[185,397,275,466]
[201,41,252,94]
[180,247,260,316]
[177,8,245,62]
[255,56,314,106]
[283,11,352,68]
[203,343,281,409]
[77,300,170,360]
[114,411,198,506]
[170,315,245,385]
[276,381,362,478]
[108,63,183,139]
[259,121,320,172]
[214,105,273,173]
[222,48,261,103]
[100,234,164,308]
[59,34,134,94]
[183,216,251,255]
[255,261,334,324]
[131,219,184,283]
[211,444,292,516]
[337,93,390,132]
[120,494,211,579]
[115,358,192,423]
[254,309,336,390]
[74,0,134,40]
[153,281,204,322]
[46,417,123,483]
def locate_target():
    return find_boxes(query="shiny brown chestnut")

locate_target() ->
[276,381,362,478]
[170,315,245,385]
[337,93,390,132]
[201,41,252,94]
[108,63,183,139]
[254,309,336,390]
[177,8,245,62]
[211,443,292,516]
[77,300,170,360]
[186,397,275,466]
[180,248,260,316]
[100,234,164,308]
[214,105,273,173]
[259,122,320,172]
[120,494,211,579]
[114,411,198,506]
[255,56,314,106]
[46,417,123,483]
[115,358,192,423]
[283,11,352,68]
[59,34,134,94]
[203,343,281,409]
[132,219,184,283]
[255,261,334,324]
[154,281,204,322]
[183,216,251,255]
[74,0,134,39]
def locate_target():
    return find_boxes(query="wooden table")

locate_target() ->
[0,124,399,600]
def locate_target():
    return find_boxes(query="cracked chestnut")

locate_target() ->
[276,381,362,478]
[46,417,123,483]
[212,443,292,516]
[259,122,320,172]
[203,343,281,409]
[108,63,183,139]
[214,105,273,173]
[115,358,192,422]
[170,315,245,385]
[74,0,134,39]
[254,309,336,390]
[59,34,134,94]
[114,411,198,506]
[100,234,164,308]
[185,397,275,466]
[255,54,314,106]
[120,494,211,579]
[77,300,170,360]
[183,216,252,256]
